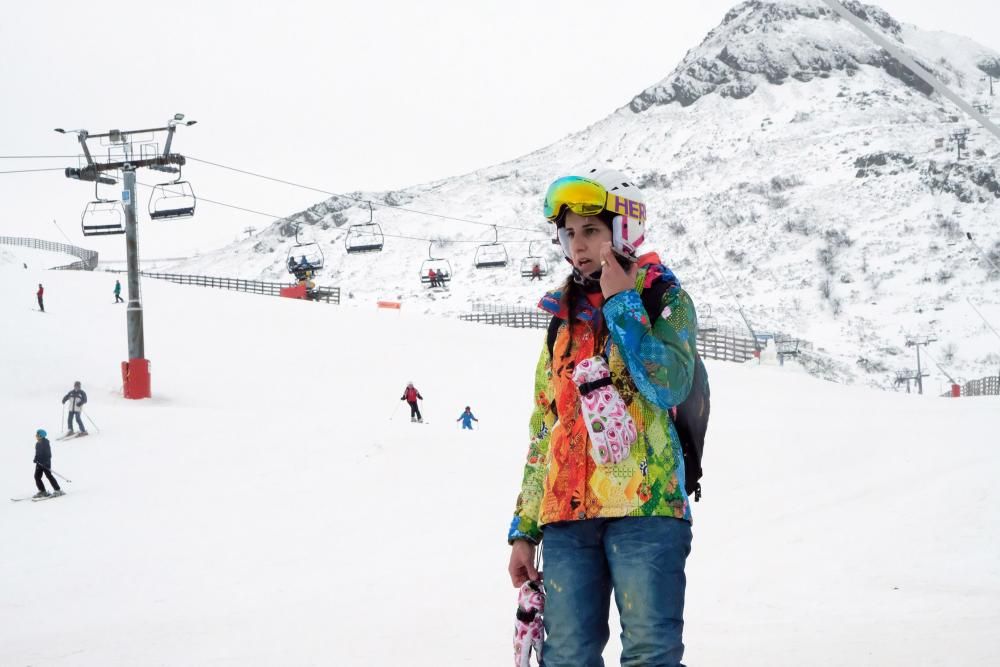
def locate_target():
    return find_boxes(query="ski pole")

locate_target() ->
[389,401,402,421]
[60,402,66,433]
[84,410,101,433]
[37,463,72,483]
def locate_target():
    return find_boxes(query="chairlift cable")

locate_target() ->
[0,167,67,175]
[135,181,549,252]
[185,155,545,235]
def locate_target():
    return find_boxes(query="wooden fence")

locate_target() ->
[960,375,1000,397]
[0,236,99,271]
[107,270,341,304]
[459,311,551,329]
[461,306,760,363]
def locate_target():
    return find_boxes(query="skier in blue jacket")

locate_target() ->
[457,406,479,430]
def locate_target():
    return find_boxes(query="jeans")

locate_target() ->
[67,411,85,433]
[541,516,692,667]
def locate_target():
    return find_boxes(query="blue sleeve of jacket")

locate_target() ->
[603,287,698,410]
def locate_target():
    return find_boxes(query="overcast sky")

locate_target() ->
[1,1,997,258]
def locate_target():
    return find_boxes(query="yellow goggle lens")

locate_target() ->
[543,176,608,221]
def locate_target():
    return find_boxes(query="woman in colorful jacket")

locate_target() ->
[507,167,699,667]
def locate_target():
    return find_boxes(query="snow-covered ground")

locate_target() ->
[0,245,80,271]
[1,266,997,666]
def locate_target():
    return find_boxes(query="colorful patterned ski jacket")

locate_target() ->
[508,253,698,544]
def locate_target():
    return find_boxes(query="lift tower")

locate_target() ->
[57,114,197,399]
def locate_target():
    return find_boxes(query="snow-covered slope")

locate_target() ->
[0,245,80,270]
[165,0,1000,389]
[2,265,998,666]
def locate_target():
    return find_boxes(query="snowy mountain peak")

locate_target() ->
[629,0,932,111]
[172,1,1000,391]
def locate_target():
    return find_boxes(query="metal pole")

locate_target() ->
[966,298,1000,344]
[821,0,1000,145]
[123,166,144,360]
[702,241,761,349]
[915,344,924,395]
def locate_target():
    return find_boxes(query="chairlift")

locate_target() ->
[519,240,550,279]
[420,241,452,288]
[474,225,509,269]
[286,224,325,279]
[345,201,384,253]
[699,304,718,334]
[148,166,196,220]
[81,200,126,237]
[81,179,126,236]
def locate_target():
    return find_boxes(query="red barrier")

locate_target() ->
[122,358,152,399]
[377,301,402,310]
[951,384,961,398]
[280,284,308,299]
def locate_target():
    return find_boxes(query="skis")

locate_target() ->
[56,432,89,441]
[10,493,64,503]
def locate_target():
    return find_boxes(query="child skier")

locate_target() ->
[400,382,424,422]
[61,381,88,436]
[457,406,478,430]
[32,429,63,498]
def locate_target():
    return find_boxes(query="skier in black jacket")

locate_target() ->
[33,429,63,498]
[61,381,88,436]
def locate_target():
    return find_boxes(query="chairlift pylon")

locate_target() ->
[420,241,452,288]
[474,225,509,269]
[520,240,550,279]
[81,179,126,237]
[345,201,384,253]
[148,166,196,220]
[286,223,325,279]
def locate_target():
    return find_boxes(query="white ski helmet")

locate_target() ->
[545,166,647,260]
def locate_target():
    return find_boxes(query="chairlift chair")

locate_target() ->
[345,201,384,253]
[286,224,325,279]
[420,241,452,288]
[519,240,550,278]
[81,179,126,236]
[81,199,126,237]
[474,225,509,269]
[148,167,196,220]
[699,304,718,334]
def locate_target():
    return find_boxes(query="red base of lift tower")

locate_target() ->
[122,358,152,399]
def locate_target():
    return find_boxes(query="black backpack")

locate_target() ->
[545,282,710,501]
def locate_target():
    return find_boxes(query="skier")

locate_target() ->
[36,283,44,312]
[457,406,478,430]
[32,429,63,498]
[530,263,542,281]
[61,381,88,436]
[400,382,423,422]
[114,279,123,303]
[507,167,698,666]
[427,268,438,288]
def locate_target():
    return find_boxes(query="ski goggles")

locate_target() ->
[543,176,646,224]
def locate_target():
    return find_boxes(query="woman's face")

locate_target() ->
[563,211,611,272]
